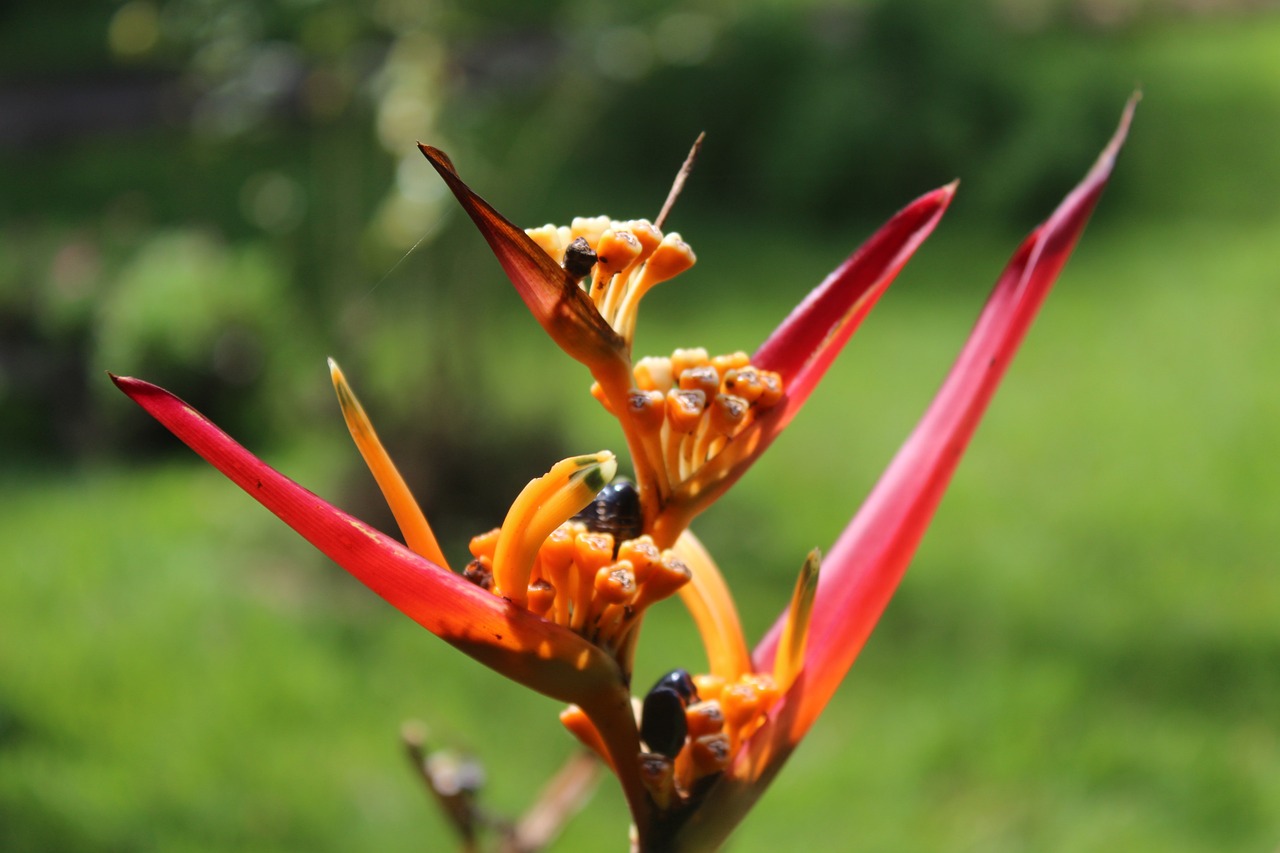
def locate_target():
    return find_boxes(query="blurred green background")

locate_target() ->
[2,0,1277,850]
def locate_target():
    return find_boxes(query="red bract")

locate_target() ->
[672,96,1137,852]
[419,145,627,374]
[110,375,651,817]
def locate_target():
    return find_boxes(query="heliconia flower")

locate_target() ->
[419,143,955,548]
[116,94,1133,853]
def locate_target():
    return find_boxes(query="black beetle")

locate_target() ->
[562,237,597,280]
[572,478,643,545]
[640,668,701,759]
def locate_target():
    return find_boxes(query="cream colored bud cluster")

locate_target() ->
[599,348,783,496]
[527,216,696,345]
[466,523,691,653]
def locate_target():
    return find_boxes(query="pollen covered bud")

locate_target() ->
[621,219,663,261]
[591,229,643,311]
[722,366,765,403]
[638,753,677,811]
[627,389,666,432]
[594,564,637,603]
[665,388,707,433]
[594,229,644,279]
[639,233,696,287]
[527,578,556,617]
[684,700,724,739]
[632,551,693,610]
[711,672,780,753]
[679,364,721,398]
[617,536,661,584]
[689,733,731,779]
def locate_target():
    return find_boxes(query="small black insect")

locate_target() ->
[562,237,597,280]
[572,478,643,545]
[653,668,699,704]
[640,668,701,759]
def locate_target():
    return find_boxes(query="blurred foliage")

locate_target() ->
[7,0,1275,462]
[2,0,1279,850]
[4,210,1278,851]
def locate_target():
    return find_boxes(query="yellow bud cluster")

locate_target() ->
[602,348,784,498]
[466,523,692,653]
[698,673,780,755]
[526,216,696,346]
